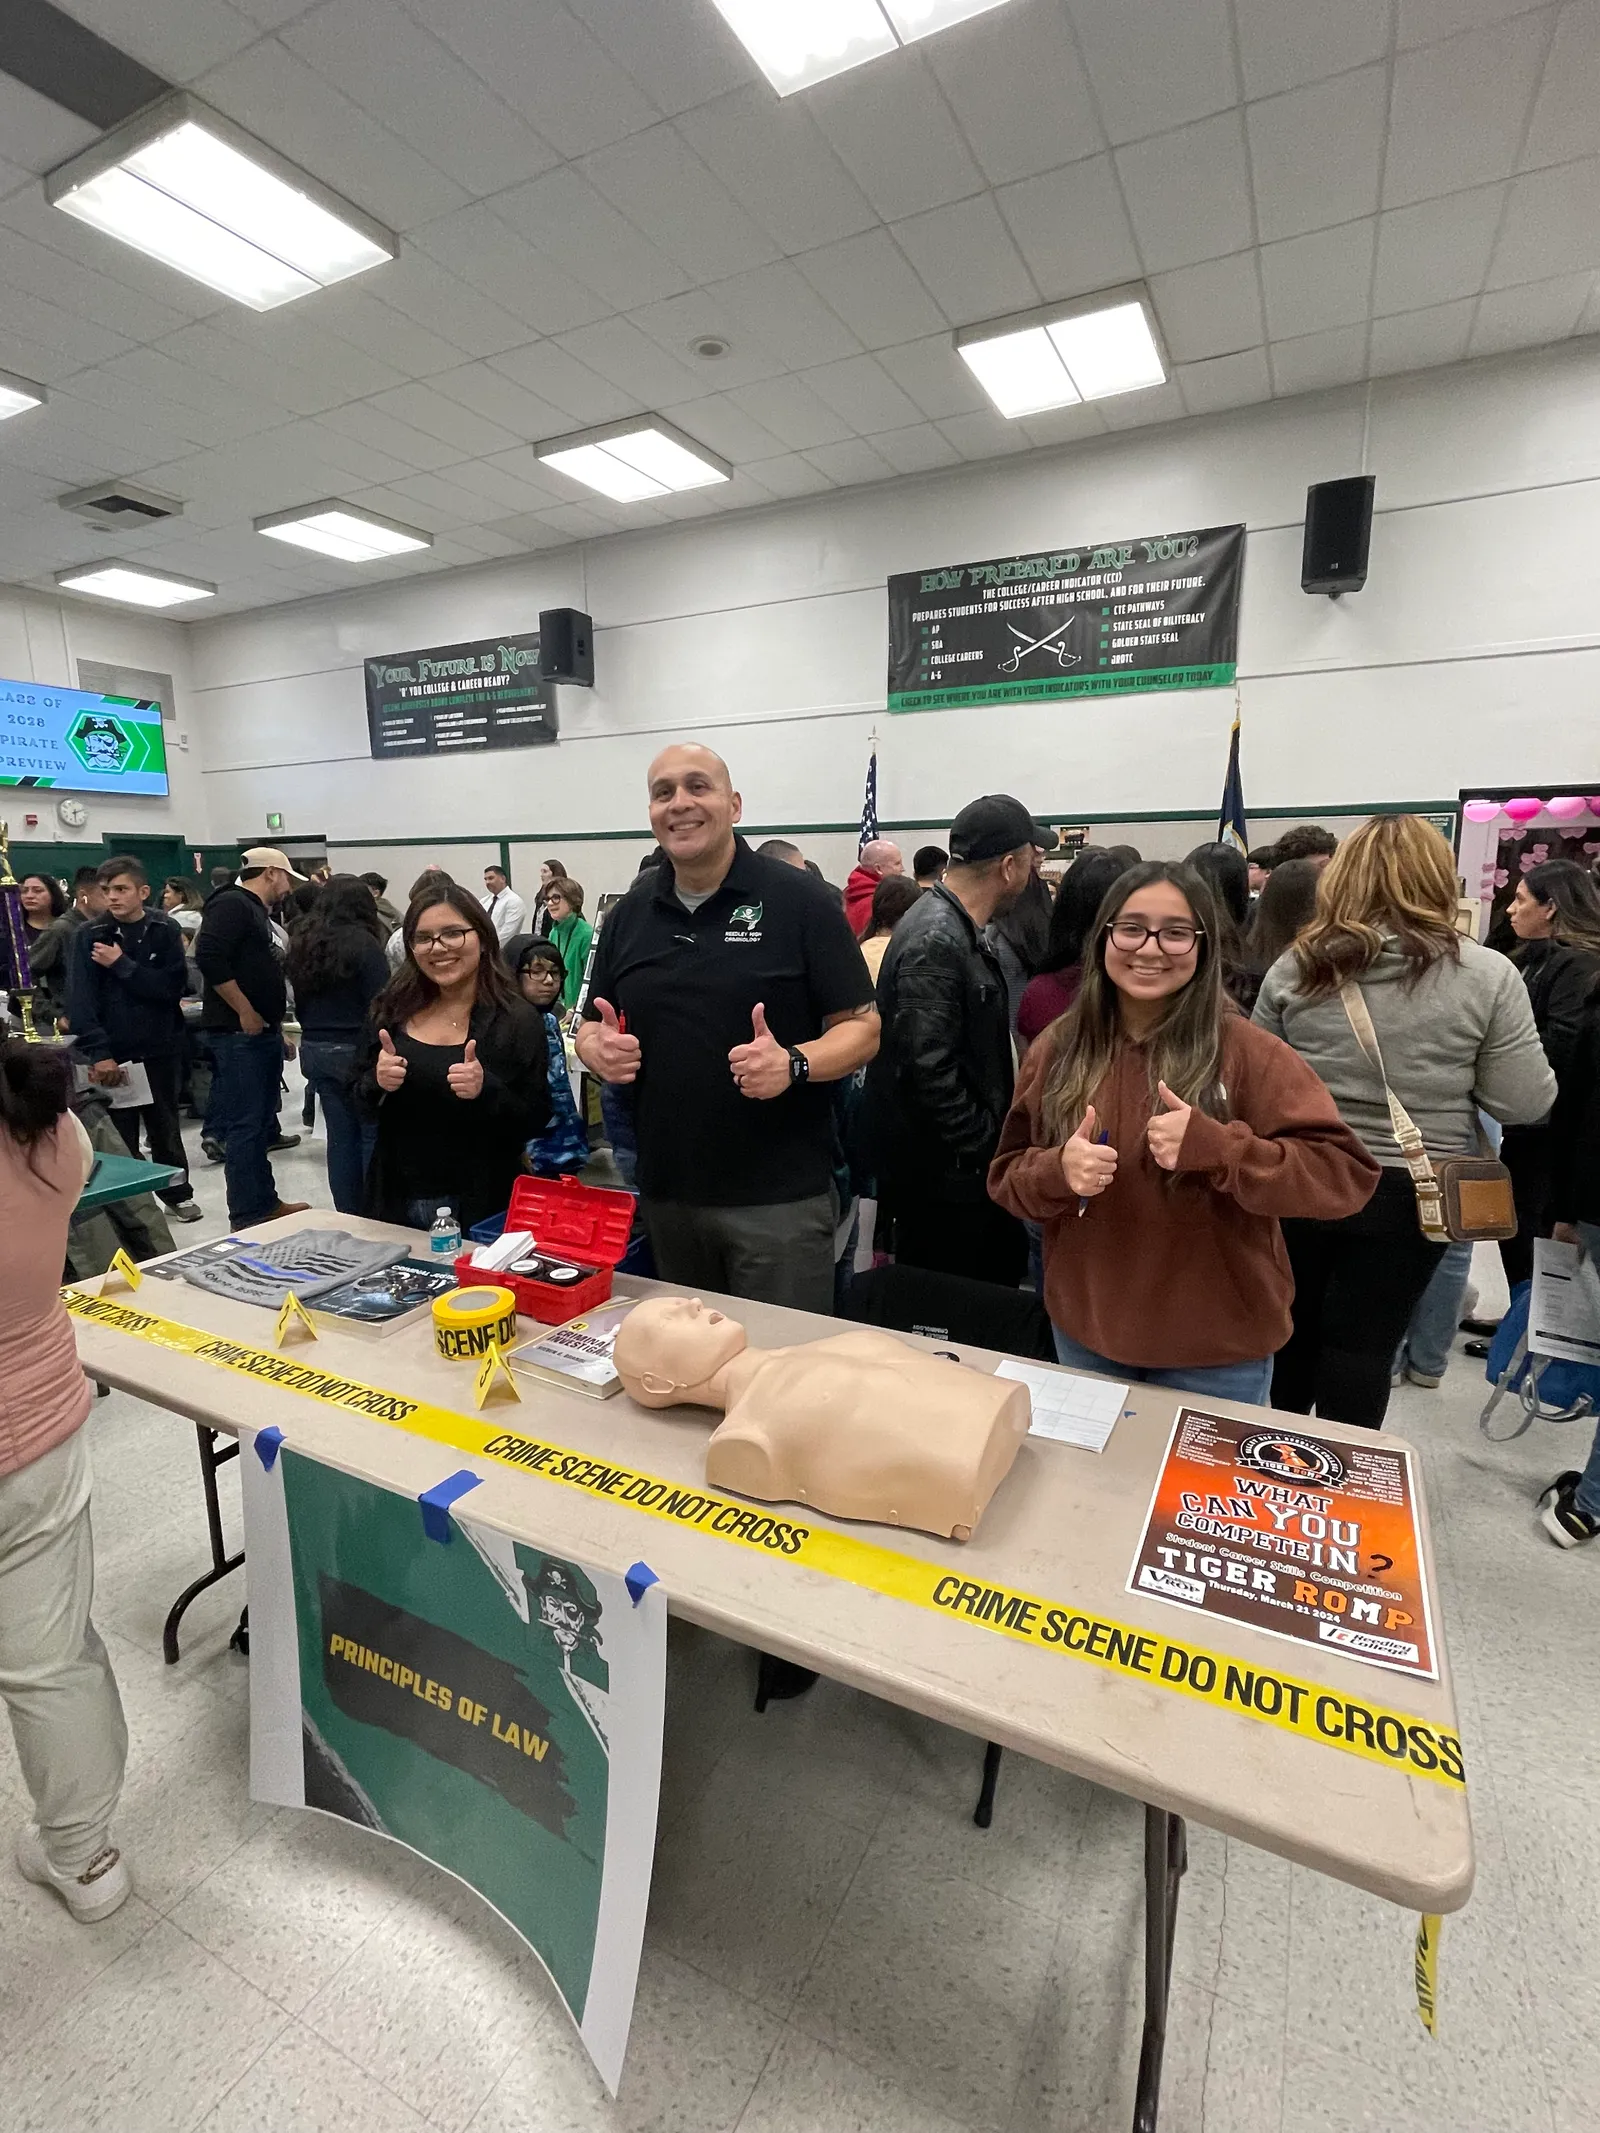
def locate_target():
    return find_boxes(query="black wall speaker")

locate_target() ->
[1302,476,1375,597]
[538,607,594,686]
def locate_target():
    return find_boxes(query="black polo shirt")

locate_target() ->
[583,838,873,1207]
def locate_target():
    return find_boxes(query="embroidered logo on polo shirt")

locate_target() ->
[726,901,764,941]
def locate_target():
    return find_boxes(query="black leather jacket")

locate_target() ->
[867,884,1015,1200]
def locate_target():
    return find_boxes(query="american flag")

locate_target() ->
[1217,709,1248,855]
[859,743,879,851]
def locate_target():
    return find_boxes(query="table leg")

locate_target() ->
[162,1425,246,1665]
[1132,1805,1187,2133]
[973,1740,1003,1828]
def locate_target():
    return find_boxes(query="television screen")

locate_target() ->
[0,675,169,796]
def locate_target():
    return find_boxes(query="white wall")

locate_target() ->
[0,586,207,854]
[188,337,1600,906]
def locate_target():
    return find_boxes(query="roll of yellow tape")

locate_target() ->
[433,1286,518,1363]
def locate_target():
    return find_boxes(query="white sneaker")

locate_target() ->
[15,1823,131,1922]
[170,1200,204,1224]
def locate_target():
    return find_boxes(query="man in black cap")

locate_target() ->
[867,795,1057,1285]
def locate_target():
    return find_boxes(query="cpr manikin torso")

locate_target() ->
[613,1296,1031,1541]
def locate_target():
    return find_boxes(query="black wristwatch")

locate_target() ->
[787,1045,810,1087]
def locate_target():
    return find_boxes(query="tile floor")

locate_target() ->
[2,1096,1595,2133]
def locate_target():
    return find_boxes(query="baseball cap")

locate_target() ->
[239,846,307,881]
[948,796,1059,865]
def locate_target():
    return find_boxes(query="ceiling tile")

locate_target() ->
[351,475,474,527]
[1487,157,1600,285]
[314,397,462,472]
[1247,66,1388,242]
[924,0,1103,185]
[0,289,133,368]
[197,37,467,231]
[540,497,664,536]
[466,511,569,548]
[1116,113,1254,274]
[725,375,855,451]
[1067,0,1237,143]
[0,226,193,347]
[488,167,691,312]
[553,316,709,406]
[1368,298,1475,374]
[1015,401,1106,446]
[1149,251,1263,362]
[871,421,964,474]
[1372,184,1506,313]
[309,286,466,378]
[54,0,262,81]
[1097,377,1186,428]
[0,188,228,324]
[675,87,878,257]
[876,334,990,421]
[209,307,412,400]
[1233,0,1391,98]
[486,340,638,427]
[620,294,785,390]
[644,261,862,372]
[578,125,779,284]
[889,197,1037,327]
[408,208,611,338]
[0,71,98,172]
[796,354,924,435]
[1260,219,1378,337]
[149,322,345,416]
[808,52,986,222]
[1470,272,1593,353]
[410,453,566,511]
[1398,0,1546,48]
[64,360,263,448]
[1269,322,1364,393]
[741,454,835,499]
[365,382,523,457]
[935,408,1032,458]
[1382,13,1551,207]
[794,230,947,351]
[563,0,752,117]
[399,0,658,158]
[996,155,1143,302]
[803,438,895,486]
[1176,346,1274,414]
[1521,1,1600,169]
[652,391,786,462]
[361,251,532,360]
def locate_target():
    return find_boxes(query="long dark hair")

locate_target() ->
[286,876,384,994]
[20,873,67,920]
[1,1036,72,1179]
[1521,860,1600,954]
[1246,856,1321,975]
[1039,862,1230,1143]
[1037,850,1130,976]
[371,883,518,1029]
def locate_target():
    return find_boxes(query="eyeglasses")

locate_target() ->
[1106,920,1205,953]
[413,925,472,952]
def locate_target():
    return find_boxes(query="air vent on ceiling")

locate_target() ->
[59,481,184,532]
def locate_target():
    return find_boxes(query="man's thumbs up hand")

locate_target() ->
[728,999,791,1102]
[582,997,641,1085]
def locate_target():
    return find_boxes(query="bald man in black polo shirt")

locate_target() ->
[576,744,878,1314]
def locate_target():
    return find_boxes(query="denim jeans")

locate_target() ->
[1051,1327,1274,1407]
[1574,1223,1600,1522]
[1395,1237,1476,1380]
[209,1028,285,1227]
[299,1040,376,1217]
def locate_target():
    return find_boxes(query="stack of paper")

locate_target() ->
[994,1359,1128,1453]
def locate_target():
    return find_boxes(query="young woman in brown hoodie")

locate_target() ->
[989,861,1379,1404]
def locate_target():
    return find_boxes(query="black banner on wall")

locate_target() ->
[887,523,1244,713]
[364,632,557,759]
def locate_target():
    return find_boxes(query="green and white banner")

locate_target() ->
[242,1441,666,2093]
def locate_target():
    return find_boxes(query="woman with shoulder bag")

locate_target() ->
[1255,815,1557,1427]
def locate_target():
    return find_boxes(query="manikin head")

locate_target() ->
[614,1295,749,1408]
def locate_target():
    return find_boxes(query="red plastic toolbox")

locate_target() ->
[453,1174,636,1325]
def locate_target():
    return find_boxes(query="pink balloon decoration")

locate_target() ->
[1462,799,1502,821]
[1589,798,1600,817]
[1547,796,1586,819]
[1504,797,1544,821]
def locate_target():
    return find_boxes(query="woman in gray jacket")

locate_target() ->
[1255,815,1556,1427]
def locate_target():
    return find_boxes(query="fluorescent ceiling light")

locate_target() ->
[711,0,1017,93]
[957,291,1167,417]
[0,369,46,421]
[47,93,394,311]
[56,563,216,609]
[537,419,731,503]
[256,502,432,563]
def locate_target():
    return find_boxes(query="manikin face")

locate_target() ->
[1508,880,1556,940]
[614,1294,748,1400]
[411,901,482,989]
[19,876,55,919]
[647,745,741,870]
[1102,880,1203,1008]
[104,875,145,922]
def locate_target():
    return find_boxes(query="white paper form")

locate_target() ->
[1530,1236,1600,1367]
[994,1359,1129,1452]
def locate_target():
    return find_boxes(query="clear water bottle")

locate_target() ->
[429,1205,461,1261]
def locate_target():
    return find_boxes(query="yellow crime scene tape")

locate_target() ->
[67,1287,1465,1794]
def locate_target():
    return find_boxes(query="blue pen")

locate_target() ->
[1077,1130,1110,1218]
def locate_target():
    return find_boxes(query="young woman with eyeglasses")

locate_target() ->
[989,862,1379,1403]
[355,884,550,1233]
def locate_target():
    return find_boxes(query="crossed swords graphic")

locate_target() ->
[999,618,1082,674]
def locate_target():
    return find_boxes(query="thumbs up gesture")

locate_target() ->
[1145,1080,1192,1172]
[448,1035,484,1100]
[1060,1103,1117,1196]
[728,1001,791,1101]
[375,1027,408,1092]
[583,997,642,1085]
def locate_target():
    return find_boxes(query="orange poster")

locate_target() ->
[1128,1410,1437,1681]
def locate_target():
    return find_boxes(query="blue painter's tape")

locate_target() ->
[254,1426,284,1471]
[625,1560,659,1606]
[418,1469,483,1544]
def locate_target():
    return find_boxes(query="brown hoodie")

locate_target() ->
[988,1015,1379,1368]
